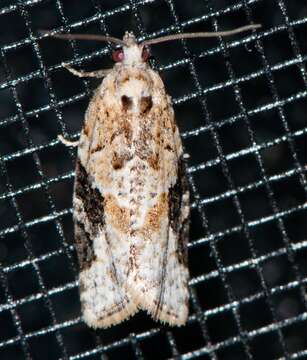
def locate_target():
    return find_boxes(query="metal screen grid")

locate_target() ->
[0,0,307,359]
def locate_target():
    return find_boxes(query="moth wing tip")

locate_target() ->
[83,300,139,329]
[129,283,189,327]
[148,307,189,327]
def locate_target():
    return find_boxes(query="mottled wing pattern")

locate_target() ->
[134,155,190,326]
[73,63,190,328]
[129,74,190,326]
[73,86,138,328]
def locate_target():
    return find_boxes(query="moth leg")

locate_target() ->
[62,63,111,78]
[58,134,79,147]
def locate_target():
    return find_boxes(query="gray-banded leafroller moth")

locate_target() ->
[47,24,261,328]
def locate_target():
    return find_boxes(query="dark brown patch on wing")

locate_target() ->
[75,221,96,270]
[112,152,124,170]
[91,144,102,154]
[74,159,105,233]
[121,95,133,111]
[148,152,160,170]
[111,151,132,170]
[139,96,152,115]
[168,155,190,266]
[74,159,105,270]
[178,218,189,267]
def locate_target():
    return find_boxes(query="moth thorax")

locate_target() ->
[122,44,145,66]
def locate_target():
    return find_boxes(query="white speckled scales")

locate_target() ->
[72,32,190,328]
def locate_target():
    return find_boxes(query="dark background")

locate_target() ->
[0,0,307,359]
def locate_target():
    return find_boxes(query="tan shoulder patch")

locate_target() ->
[104,194,130,234]
[143,193,168,233]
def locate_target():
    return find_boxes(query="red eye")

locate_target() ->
[112,49,124,62]
[142,47,150,62]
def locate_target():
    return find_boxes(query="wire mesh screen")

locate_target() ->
[0,0,306,359]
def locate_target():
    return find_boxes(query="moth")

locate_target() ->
[50,24,260,328]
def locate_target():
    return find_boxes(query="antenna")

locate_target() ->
[141,24,261,46]
[40,24,261,48]
[39,31,125,46]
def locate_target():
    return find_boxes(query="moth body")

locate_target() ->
[73,32,190,328]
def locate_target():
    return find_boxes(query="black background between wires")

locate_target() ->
[0,0,307,359]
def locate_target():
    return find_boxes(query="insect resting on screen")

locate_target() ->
[46,24,261,328]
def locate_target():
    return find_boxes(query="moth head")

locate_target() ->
[112,32,150,65]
